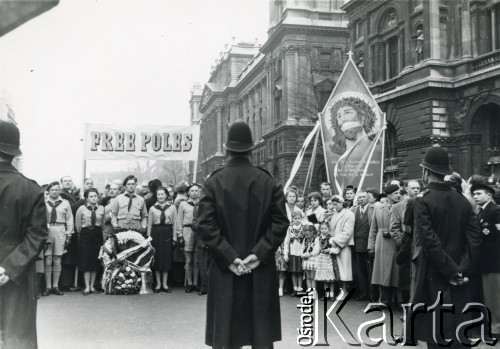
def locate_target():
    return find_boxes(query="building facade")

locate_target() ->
[193,0,349,189]
[343,0,500,181]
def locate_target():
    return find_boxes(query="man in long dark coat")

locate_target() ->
[472,183,500,338]
[0,121,48,348]
[195,120,289,349]
[411,145,482,347]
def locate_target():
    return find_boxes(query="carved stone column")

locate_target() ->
[216,106,222,154]
[492,7,497,51]
[461,0,472,58]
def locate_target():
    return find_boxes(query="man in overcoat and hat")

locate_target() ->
[410,145,482,347]
[0,121,48,348]
[367,183,401,305]
[472,182,500,338]
[195,120,289,349]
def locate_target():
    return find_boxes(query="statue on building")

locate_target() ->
[357,56,365,78]
[415,29,424,63]
[388,11,397,27]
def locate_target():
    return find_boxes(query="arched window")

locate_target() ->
[379,9,398,32]
[376,8,401,81]
[471,102,500,176]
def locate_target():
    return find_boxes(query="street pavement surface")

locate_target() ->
[38,288,496,349]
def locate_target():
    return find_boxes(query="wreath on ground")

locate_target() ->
[99,231,154,295]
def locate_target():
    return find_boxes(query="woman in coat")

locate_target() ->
[328,196,355,300]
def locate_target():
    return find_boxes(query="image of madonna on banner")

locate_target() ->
[320,54,385,195]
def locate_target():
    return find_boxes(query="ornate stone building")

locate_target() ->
[343,0,500,181]
[193,0,349,188]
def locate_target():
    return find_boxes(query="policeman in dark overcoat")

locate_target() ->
[0,121,48,348]
[410,145,482,347]
[195,120,289,349]
[471,183,500,338]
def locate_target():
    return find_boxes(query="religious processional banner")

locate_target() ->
[319,55,385,195]
[83,124,200,161]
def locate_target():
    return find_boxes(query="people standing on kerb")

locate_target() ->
[367,184,401,306]
[59,175,80,291]
[390,180,420,307]
[195,120,289,349]
[471,183,500,338]
[0,121,49,349]
[75,188,106,295]
[148,186,177,293]
[43,181,74,296]
[177,183,201,293]
[191,195,209,296]
[111,175,148,236]
[410,145,482,348]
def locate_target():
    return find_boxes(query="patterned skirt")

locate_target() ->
[315,253,336,282]
[302,255,317,271]
[275,243,287,272]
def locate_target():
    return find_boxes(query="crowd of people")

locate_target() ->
[3,118,500,348]
[38,175,208,297]
[35,151,500,346]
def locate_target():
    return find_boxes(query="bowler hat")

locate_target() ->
[420,145,453,175]
[0,120,22,156]
[224,120,254,152]
[471,183,495,196]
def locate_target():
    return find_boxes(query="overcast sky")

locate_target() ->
[0,0,268,186]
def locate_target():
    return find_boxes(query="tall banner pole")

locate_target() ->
[380,113,387,193]
[193,159,198,183]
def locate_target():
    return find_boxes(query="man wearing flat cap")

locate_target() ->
[410,145,482,347]
[0,120,48,348]
[472,183,500,338]
[368,183,401,306]
[195,119,289,349]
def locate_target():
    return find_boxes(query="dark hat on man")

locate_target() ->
[471,183,495,196]
[420,144,453,175]
[384,184,400,195]
[0,120,22,156]
[224,120,254,152]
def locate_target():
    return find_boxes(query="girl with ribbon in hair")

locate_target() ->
[301,223,319,294]
[284,211,305,297]
[75,188,105,295]
[147,186,177,293]
[315,221,340,300]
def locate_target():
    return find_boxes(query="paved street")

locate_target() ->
[38,288,413,349]
[38,288,500,349]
